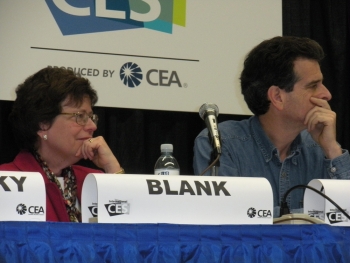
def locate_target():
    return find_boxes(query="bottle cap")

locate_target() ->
[160,144,173,152]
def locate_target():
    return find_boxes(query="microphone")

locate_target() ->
[199,103,221,155]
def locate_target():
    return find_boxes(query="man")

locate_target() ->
[193,36,350,217]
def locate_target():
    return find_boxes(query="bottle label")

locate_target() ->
[154,169,180,175]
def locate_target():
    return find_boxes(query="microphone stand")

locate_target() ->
[210,149,220,176]
[199,128,221,176]
[211,165,219,176]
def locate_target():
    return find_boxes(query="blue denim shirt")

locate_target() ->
[193,116,350,217]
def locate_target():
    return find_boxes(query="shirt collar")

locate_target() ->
[250,116,301,162]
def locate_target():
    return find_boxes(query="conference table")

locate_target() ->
[0,221,349,263]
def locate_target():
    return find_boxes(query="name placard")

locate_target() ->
[304,179,350,226]
[0,171,46,221]
[82,174,273,225]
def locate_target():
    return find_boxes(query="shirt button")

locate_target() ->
[330,167,337,173]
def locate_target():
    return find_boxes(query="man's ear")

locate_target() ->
[267,85,284,111]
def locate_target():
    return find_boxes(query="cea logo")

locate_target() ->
[45,0,187,35]
[16,204,45,215]
[120,62,182,88]
[247,207,272,218]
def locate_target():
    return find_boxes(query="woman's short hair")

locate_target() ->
[9,67,98,151]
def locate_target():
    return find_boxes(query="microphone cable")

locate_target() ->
[280,184,350,220]
[200,153,220,176]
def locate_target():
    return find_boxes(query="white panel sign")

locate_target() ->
[82,174,273,224]
[0,0,282,114]
[0,172,46,221]
[304,179,350,226]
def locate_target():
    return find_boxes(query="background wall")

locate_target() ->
[0,0,349,175]
[0,1,281,115]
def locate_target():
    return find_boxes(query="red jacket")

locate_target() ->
[0,151,102,222]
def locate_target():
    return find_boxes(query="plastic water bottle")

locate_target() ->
[154,144,180,175]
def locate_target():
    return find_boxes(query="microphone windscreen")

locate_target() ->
[199,103,219,120]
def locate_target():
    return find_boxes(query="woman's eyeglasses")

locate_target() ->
[60,112,98,126]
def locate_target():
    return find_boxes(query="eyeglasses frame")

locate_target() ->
[60,112,98,126]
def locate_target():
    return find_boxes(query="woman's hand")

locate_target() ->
[76,136,122,173]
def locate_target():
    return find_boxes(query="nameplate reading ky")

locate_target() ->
[0,171,46,221]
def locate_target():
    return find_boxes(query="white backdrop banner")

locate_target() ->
[0,0,282,115]
[82,174,274,224]
[0,171,46,221]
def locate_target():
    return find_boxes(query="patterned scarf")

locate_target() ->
[33,151,81,222]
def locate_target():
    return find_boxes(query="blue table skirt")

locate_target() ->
[0,222,349,263]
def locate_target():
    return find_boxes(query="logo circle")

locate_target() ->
[16,203,27,215]
[247,207,256,218]
[120,62,143,88]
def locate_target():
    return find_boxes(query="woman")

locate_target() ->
[0,67,124,222]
